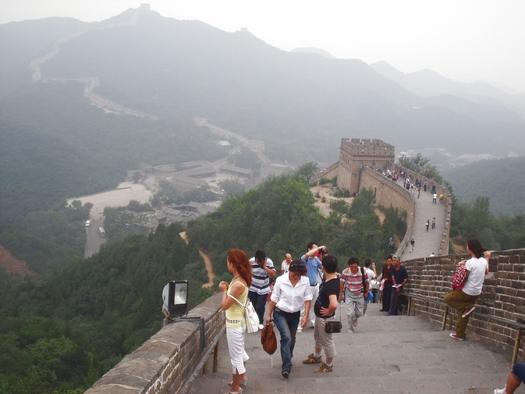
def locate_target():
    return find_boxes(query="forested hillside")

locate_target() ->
[0,172,407,392]
[443,156,525,217]
[0,82,224,273]
[0,223,205,393]
[187,173,407,279]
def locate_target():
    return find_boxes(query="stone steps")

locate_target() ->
[190,303,511,393]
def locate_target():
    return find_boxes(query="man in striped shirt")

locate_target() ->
[339,257,369,333]
[248,250,276,329]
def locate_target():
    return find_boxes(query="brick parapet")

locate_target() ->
[85,292,225,394]
[403,249,525,352]
[359,166,415,257]
[86,251,525,391]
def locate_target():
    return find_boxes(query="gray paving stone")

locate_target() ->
[189,303,511,393]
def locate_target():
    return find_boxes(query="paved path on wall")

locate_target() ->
[190,302,511,394]
[400,187,448,262]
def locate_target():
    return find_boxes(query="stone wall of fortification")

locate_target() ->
[85,293,225,394]
[403,249,525,352]
[87,251,525,393]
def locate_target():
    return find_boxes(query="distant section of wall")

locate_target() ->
[392,164,452,255]
[404,249,525,352]
[85,293,224,394]
[359,166,415,257]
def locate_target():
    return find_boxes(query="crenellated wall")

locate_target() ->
[403,249,525,351]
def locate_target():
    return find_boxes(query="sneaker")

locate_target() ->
[449,333,464,341]
[462,306,476,318]
[494,387,507,394]
[258,324,264,330]
[297,326,303,332]
[281,370,290,379]
[353,319,358,327]
[303,353,322,364]
[314,362,333,373]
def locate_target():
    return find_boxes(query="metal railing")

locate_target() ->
[403,292,525,365]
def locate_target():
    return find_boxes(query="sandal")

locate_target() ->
[225,389,243,394]
[228,378,247,387]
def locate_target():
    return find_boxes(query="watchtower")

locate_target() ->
[337,138,395,194]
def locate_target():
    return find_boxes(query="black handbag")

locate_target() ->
[325,320,342,333]
[325,304,342,333]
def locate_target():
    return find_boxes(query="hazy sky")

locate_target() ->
[2,0,524,93]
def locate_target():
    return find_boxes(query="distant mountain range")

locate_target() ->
[370,61,525,116]
[2,6,525,160]
[1,5,524,216]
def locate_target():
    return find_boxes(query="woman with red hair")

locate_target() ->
[219,249,252,394]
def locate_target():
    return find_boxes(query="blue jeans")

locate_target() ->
[248,291,267,324]
[513,362,525,382]
[389,287,403,315]
[273,308,300,373]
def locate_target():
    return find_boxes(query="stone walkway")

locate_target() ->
[190,302,511,393]
[400,187,447,261]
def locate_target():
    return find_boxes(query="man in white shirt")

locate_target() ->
[363,259,376,314]
[281,253,292,275]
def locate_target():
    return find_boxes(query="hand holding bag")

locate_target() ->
[260,322,277,354]
[230,294,259,333]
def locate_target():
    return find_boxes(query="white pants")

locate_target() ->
[226,326,249,374]
[301,284,319,327]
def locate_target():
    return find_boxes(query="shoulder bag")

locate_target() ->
[451,264,468,290]
[229,294,259,333]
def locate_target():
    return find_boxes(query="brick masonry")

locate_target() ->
[84,292,225,394]
[403,249,525,352]
[85,251,525,392]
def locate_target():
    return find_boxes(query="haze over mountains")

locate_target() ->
[1,5,524,216]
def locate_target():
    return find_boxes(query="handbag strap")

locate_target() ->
[228,294,248,316]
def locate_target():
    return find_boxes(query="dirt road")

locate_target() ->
[179,232,215,288]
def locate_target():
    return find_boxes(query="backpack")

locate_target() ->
[451,265,468,290]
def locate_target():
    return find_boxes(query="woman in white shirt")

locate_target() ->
[444,238,490,340]
[266,259,312,379]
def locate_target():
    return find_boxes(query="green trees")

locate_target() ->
[0,219,213,392]
[452,196,525,251]
[399,153,443,183]
[186,176,406,280]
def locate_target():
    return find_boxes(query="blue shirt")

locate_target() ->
[301,254,322,286]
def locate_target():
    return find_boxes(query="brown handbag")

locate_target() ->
[260,322,277,355]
